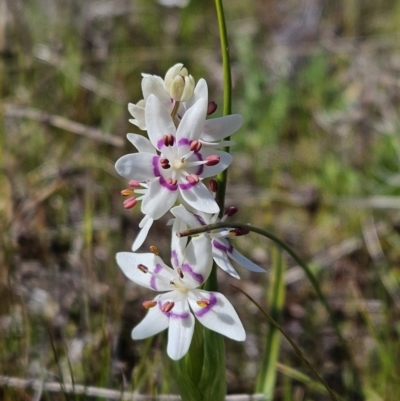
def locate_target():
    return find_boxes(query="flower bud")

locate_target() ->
[164,63,195,102]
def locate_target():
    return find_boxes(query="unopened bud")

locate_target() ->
[229,227,250,237]
[224,206,238,217]
[207,101,217,115]
[164,63,195,101]
[209,179,218,193]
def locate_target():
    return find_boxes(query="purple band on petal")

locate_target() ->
[152,156,161,177]
[181,263,204,284]
[178,138,190,146]
[192,151,204,176]
[194,214,206,226]
[212,239,234,254]
[160,176,178,191]
[150,264,163,290]
[195,293,217,317]
[179,181,196,191]
[171,250,179,268]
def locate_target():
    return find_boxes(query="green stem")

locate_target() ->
[178,222,364,399]
[214,0,232,214]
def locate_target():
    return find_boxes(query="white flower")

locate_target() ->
[116,95,234,237]
[171,205,266,279]
[157,0,190,8]
[128,65,243,147]
[116,225,246,360]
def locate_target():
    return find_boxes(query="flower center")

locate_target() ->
[173,158,185,170]
[171,279,188,293]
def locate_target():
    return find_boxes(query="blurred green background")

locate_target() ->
[1,0,400,399]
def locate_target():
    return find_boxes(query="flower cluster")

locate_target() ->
[115,64,265,360]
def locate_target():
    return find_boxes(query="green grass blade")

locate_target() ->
[256,246,285,398]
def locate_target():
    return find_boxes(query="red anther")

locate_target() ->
[167,178,178,186]
[160,158,171,169]
[177,268,184,278]
[229,227,250,237]
[143,300,157,309]
[128,180,141,188]
[161,301,175,313]
[190,140,202,153]
[224,206,238,217]
[163,134,175,146]
[123,197,137,209]
[209,179,218,193]
[197,298,211,307]
[137,264,149,273]
[121,188,134,196]
[205,155,220,166]
[186,174,199,185]
[207,101,217,115]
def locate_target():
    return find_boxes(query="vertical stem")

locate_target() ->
[214,0,232,214]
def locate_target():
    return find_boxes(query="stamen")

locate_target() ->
[121,188,134,196]
[189,140,202,153]
[229,227,250,237]
[143,300,157,309]
[160,158,171,169]
[150,245,159,255]
[224,206,238,217]
[186,174,199,185]
[163,134,175,146]
[166,178,178,186]
[161,301,175,313]
[197,298,211,307]
[205,155,220,166]
[209,179,218,193]
[207,101,217,115]
[128,180,141,188]
[137,264,149,273]
[123,197,137,209]
[177,268,184,279]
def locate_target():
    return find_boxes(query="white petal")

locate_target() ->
[179,181,219,214]
[211,239,240,279]
[170,205,203,228]
[128,103,146,130]
[127,134,157,154]
[142,75,170,104]
[200,140,235,149]
[198,149,233,178]
[202,114,243,142]
[141,178,178,220]
[229,248,266,273]
[132,216,154,251]
[116,252,173,291]
[181,235,212,289]
[171,218,188,269]
[188,290,246,341]
[132,300,169,339]
[146,95,176,150]
[167,299,195,360]
[176,97,207,142]
[115,153,157,181]
[184,78,208,110]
